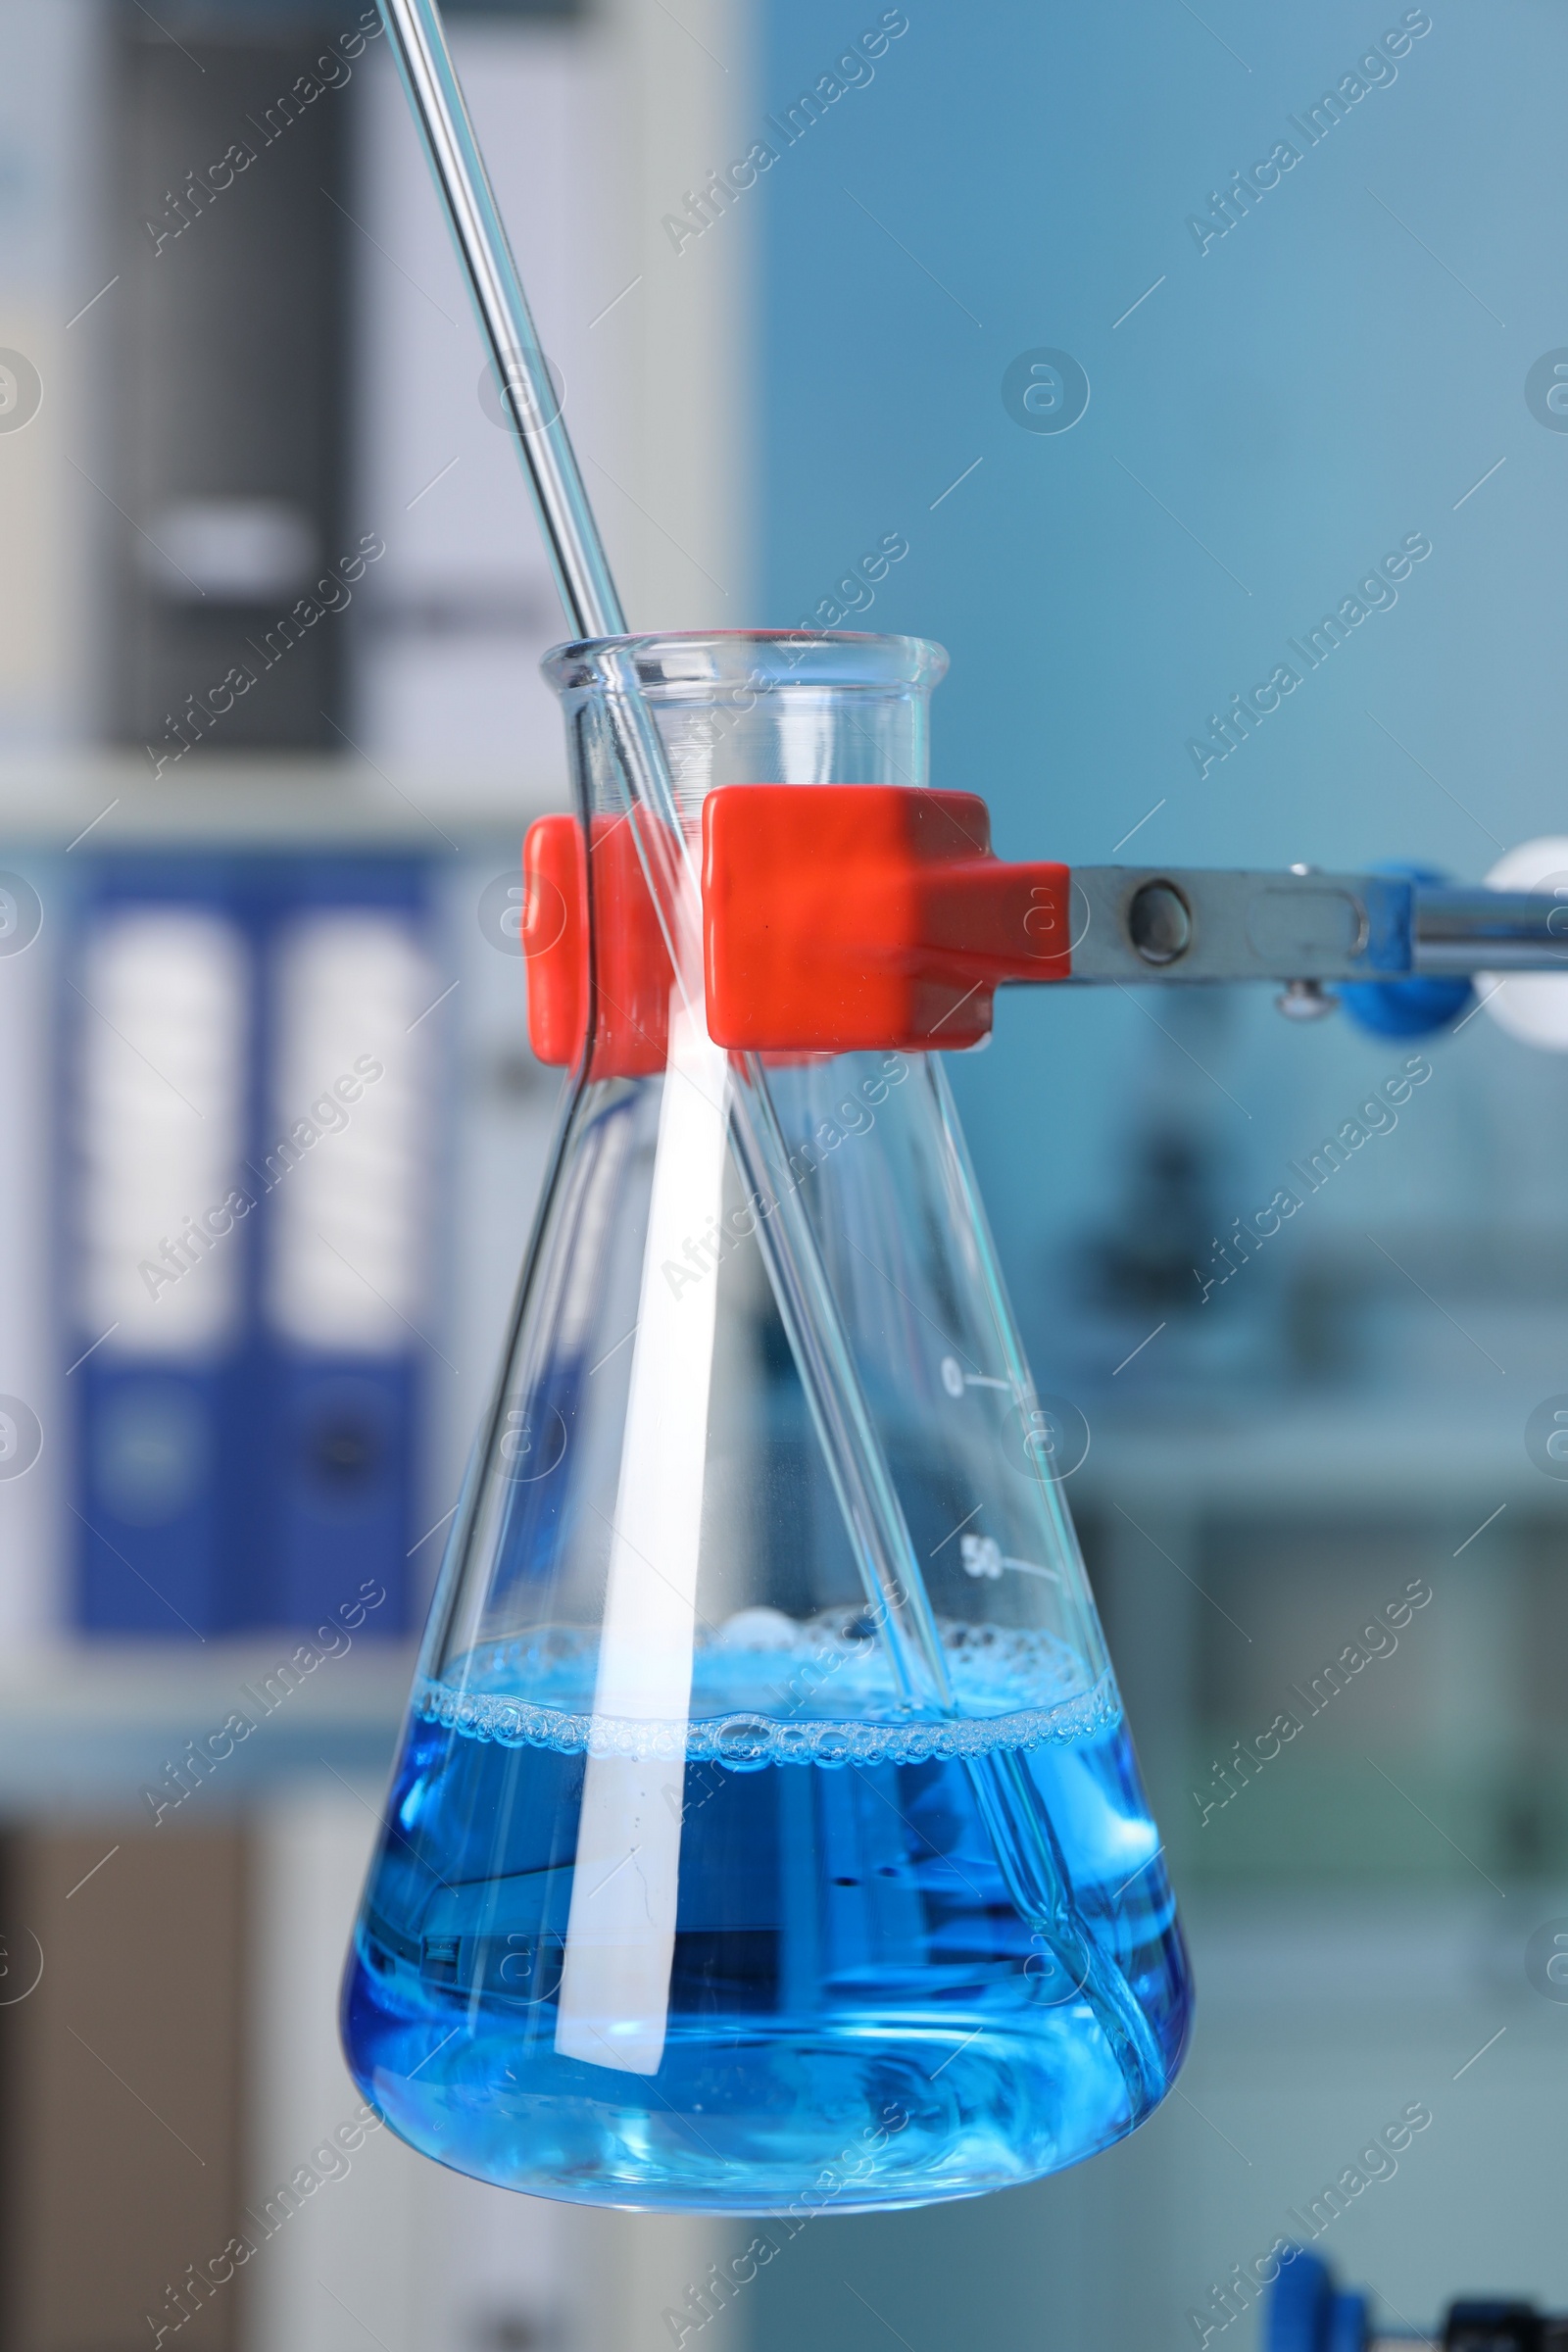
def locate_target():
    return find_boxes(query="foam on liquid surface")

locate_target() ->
[416,1609,1117,1767]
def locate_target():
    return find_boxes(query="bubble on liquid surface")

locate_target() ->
[712,1606,801,1650]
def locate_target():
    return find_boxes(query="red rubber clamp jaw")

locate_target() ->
[703,786,1070,1052]
[522,786,1071,1067]
[523,811,672,1077]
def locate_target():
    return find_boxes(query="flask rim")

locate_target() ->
[541,628,949,699]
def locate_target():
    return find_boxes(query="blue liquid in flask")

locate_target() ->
[342,1619,1190,2211]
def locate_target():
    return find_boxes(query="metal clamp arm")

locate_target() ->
[1069,867,1404,984]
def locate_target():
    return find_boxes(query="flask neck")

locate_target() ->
[546,630,945,817]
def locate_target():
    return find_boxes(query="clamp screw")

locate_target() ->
[1276,979,1339,1021]
[1128,880,1193,965]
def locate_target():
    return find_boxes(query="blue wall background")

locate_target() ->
[754,0,1568,1394]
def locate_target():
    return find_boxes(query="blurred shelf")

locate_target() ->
[0,1637,416,1809]
[1185,1886,1549,2027]
[0,754,565,847]
[1077,1390,1566,1520]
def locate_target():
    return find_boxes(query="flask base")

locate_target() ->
[342,1977,1181,2214]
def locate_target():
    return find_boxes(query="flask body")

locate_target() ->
[342,633,1191,2210]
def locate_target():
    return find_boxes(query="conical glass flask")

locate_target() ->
[342,631,1192,2211]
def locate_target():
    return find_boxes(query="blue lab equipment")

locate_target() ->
[1266,2248,1568,2350]
[1340,865,1476,1039]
